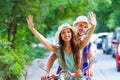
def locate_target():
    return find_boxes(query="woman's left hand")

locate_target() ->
[27,15,34,29]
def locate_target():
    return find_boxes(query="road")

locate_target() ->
[25,49,120,80]
[92,50,120,80]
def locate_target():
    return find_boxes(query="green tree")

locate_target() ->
[0,1,42,80]
[93,0,112,33]
[107,0,120,30]
[0,0,41,46]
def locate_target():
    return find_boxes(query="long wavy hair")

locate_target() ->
[59,29,81,71]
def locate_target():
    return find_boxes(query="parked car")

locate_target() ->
[112,27,120,72]
[112,28,120,57]
[95,32,109,49]
[102,32,115,54]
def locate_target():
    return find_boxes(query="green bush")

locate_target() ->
[0,40,48,80]
[0,41,28,80]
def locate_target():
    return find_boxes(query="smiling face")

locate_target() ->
[75,22,88,36]
[60,28,72,42]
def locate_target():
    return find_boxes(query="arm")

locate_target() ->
[86,51,96,77]
[86,43,97,77]
[41,52,57,80]
[44,52,57,73]
[27,15,56,52]
[80,12,97,49]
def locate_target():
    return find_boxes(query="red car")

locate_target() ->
[112,33,120,72]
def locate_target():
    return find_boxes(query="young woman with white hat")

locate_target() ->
[27,12,96,80]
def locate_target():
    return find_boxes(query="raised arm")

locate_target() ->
[27,15,56,52]
[80,12,97,49]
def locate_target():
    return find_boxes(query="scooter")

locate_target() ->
[39,60,86,80]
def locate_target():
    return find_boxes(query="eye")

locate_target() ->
[61,31,65,34]
[67,30,71,33]
[77,24,83,27]
[61,29,71,35]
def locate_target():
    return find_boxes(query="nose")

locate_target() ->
[65,32,69,36]
[78,26,83,31]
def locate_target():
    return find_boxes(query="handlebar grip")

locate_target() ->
[71,72,86,77]
[75,72,81,77]
[50,74,56,79]
[48,74,58,79]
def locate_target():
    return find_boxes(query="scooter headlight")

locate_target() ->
[59,70,71,80]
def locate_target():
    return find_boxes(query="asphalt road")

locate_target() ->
[25,49,120,80]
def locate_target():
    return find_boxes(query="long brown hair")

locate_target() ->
[59,29,81,71]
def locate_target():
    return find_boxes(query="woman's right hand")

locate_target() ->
[40,72,49,80]
[27,15,34,29]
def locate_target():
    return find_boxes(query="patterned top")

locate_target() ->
[82,42,91,74]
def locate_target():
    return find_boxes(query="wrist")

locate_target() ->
[30,26,34,30]
[44,67,50,74]
[30,27,36,32]
[89,56,97,64]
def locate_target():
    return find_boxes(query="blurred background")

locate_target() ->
[0,0,120,80]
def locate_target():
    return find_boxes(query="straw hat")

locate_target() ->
[73,16,89,27]
[55,23,78,41]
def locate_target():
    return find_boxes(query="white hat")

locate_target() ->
[73,16,89,27]
[55,23,78,41]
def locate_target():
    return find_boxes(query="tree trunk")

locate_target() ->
[8,22,13,42]
[7,0,19,47]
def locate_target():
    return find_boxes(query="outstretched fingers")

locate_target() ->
[89,12,97,27]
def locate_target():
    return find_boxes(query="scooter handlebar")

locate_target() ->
[48,70,86,80]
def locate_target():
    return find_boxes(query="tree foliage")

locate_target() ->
[0,40,28,80]
[107,0,120,29]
